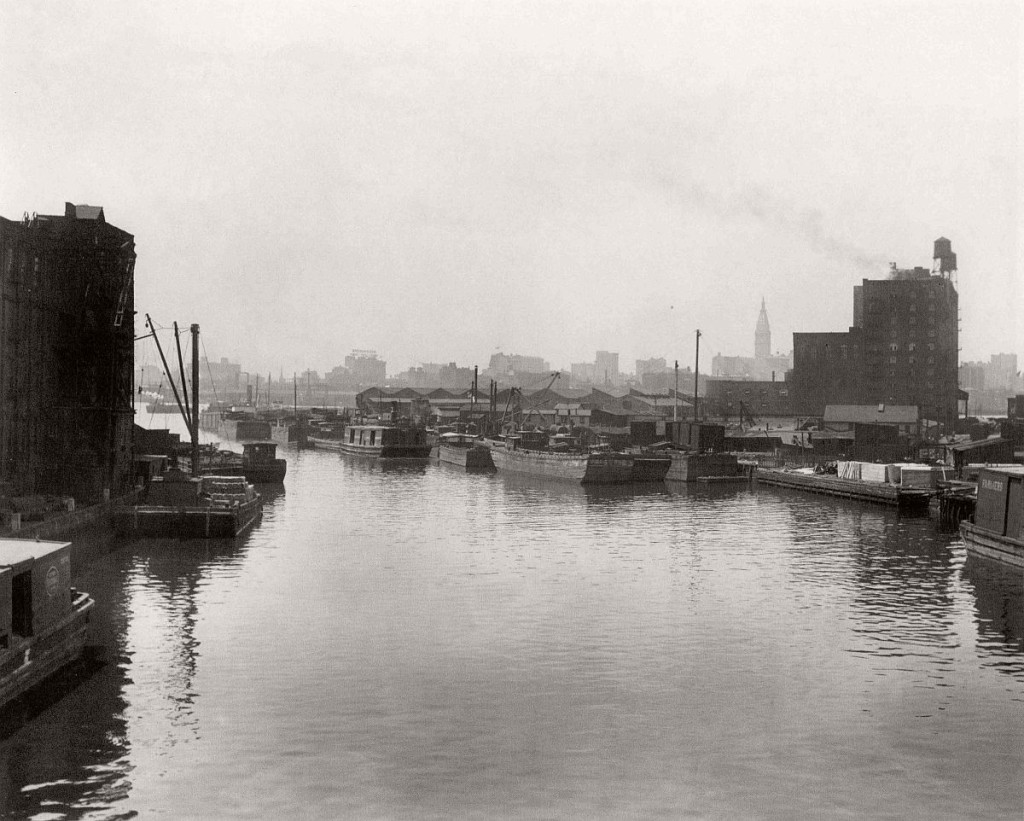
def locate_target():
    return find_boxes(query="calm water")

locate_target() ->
[0,417,1021,819]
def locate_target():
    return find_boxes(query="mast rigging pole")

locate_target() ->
[191,324,200,476]
[173,321,192,431]
[694,329,701,422]
[146,314,190,428]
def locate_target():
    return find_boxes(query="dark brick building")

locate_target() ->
[0,203,136,503]
[792,329,864,416]
[854,263,959,430]
[792,239,960,431]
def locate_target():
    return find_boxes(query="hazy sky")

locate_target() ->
[2,1,1020,376]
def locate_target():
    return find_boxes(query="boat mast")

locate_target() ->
[191,324,200,476]
[173,321,193,434]
[146,314,190,429]
[674,360,679,423]
[693,329,701,422]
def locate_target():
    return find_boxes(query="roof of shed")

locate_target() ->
[823,405,919,424]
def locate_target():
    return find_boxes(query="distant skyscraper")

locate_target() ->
[755,298,771,358]
[594,351,619,385]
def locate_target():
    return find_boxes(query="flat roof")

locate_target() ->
[0,538,71,566]
[824,404,919,424]
[976,465,1024,477]
[949,437,1009,452]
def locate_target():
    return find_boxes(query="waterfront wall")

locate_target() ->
[0,492,137,543]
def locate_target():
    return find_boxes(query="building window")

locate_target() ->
[889,356,897,364]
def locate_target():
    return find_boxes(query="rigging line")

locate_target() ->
[201,338,221,405]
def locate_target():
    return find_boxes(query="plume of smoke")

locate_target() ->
[652,170,889,272]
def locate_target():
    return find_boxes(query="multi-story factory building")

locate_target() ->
[792,238,960,431]
[0,203,136,504]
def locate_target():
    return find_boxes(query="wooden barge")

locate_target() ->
[960,466,1024,568]
[0,538,95,709]
[755,466,933,508]
[630,455,672,482]
[665,452,741,483]
[486,437,635,484]
[220,416,272,442]
[437,433,495,470]
[117,473,262,538]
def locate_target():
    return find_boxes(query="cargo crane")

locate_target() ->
[498,371,561,434]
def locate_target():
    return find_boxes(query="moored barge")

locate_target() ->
[437,433,495,470]
[0,538,95,709]
[486,436,634,484]
[960,466,1024,568]
[199,442,287,484]
[755,462,935,508]
[117,472,263,538]
[665,452,740,482]
[630,454,672,482]
[323,421,432,458]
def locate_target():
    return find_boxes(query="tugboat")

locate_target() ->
[0,538,95,709]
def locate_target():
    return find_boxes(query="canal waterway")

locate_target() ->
[0,412,1021,818]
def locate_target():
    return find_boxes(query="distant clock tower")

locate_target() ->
[755,298,771,359]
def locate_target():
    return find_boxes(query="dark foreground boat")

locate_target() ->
[960,466,1024,568]
[437,433,495,470]
[0,538,95,709]
[117,472,263,538]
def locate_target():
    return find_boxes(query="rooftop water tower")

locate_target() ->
[933,237,957,278]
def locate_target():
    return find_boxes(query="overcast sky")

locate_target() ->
[2,1,1020,377]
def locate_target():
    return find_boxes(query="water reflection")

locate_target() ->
[962,555,1024,680]
[2,430,1021,818]
[767,489,962,689]
[498,473,672,507]
[0,538,133,818]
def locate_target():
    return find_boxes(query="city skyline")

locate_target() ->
[4,2,1020,376]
